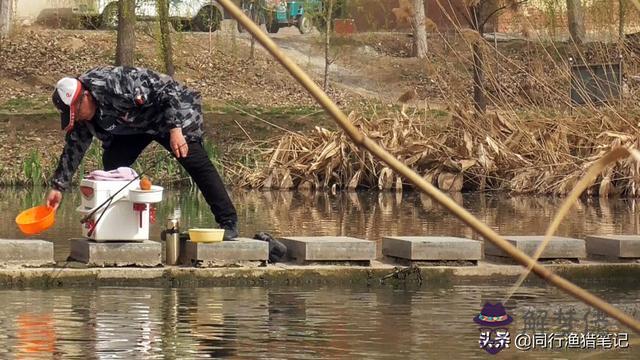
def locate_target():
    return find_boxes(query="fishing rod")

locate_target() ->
[79,172,143,224]
[214,0,640,334]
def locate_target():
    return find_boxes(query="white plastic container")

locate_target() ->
[77,179,163,242]
[127,185,164,203]
[77,202,150,242]
[79,179,137,211]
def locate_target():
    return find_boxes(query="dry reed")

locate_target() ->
[229,107,640,197]
[217,0,640,333]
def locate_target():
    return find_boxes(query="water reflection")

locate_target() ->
[3,188,640,260]
[0,286,637,358]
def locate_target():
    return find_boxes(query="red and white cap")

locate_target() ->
[52,77,83,132]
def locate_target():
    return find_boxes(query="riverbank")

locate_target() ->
[7,104,640,196]
[4,28,640,194]
[1,261,638,289]
[226,105,640,196]
[0,104,334,186]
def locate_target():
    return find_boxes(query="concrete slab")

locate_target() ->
[585,235,640,259]
[0,239,54,267]
[183,238,268,267]
[69,239,161,267]
[279,236,376,264]
[382,236,481,261]
[484,236,586,260]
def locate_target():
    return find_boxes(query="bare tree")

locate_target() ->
[116,0,136,67]
[157,0,175,76]
[248,0,259,61]
[393,0,428,57]
[566,0,586,46]
[324,0,334,91]
[412,0,428,58]
[463,0,526,113]
[0,0,14,36]
[469,2,487,113]
[619,0,627,42]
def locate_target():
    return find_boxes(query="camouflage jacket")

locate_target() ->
[50,66,204,192]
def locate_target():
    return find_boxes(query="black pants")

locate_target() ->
[102,134,237,225]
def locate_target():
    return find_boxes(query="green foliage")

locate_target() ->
[22,150,43,186]
[0,96,54,114]
[239,151,259,169]
[203,138,224,179]
[76,141,103,183]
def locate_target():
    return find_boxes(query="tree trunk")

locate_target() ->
[250,31,256,60]
[157,0,175,76]
[0,0,14,36]
[115,0,136,67]
[323,0,334,91]
[470,5,486,113]
[472,42,486,113]
[619,0,626,41]
[479,0,499,33]
[249,1,257,60]
[566,0,586,46]
[411,0,428,58]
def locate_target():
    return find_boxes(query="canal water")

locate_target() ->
[0,285,637,358]
[2,187,640,261]
[1,188,640,357]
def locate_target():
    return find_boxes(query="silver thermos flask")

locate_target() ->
[165,215,180,265]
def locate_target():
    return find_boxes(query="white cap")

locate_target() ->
[52,77,83,131]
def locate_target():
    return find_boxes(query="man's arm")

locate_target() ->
[49,123,94,192]
[145,70,199,158]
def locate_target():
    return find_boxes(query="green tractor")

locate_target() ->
[239,0,322,34]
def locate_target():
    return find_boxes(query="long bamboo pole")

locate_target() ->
[216,0,640,333]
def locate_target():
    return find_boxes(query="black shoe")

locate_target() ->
[220,222,239,241]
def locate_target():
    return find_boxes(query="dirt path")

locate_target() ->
[237,27,400,102]
[235,27,452,112]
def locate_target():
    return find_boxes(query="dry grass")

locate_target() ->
[0,27,355,108]
[228,105,640,196]
[220,4,640,196]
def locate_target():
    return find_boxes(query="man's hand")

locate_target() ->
[170,128,188,158]
[46,189,63,210]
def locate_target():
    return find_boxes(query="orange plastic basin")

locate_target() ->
[15,206,56,235]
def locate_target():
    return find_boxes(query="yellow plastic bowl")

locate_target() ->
[189,228,225,243]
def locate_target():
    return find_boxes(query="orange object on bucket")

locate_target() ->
[139,176,152,190]
[15,206,56,235]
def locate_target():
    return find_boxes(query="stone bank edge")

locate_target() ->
[0,261,638,288]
